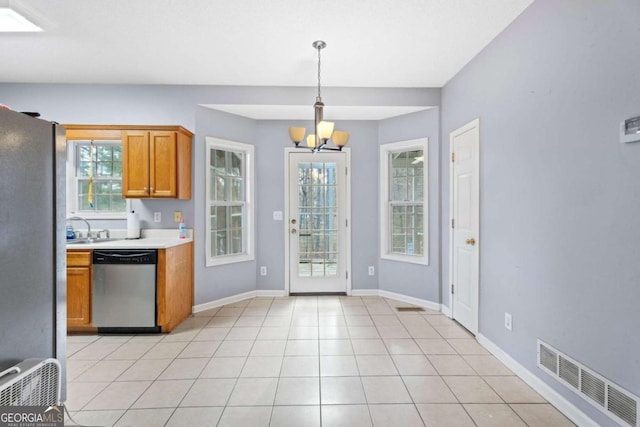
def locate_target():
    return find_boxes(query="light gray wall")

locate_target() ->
[378,109,441,302]
[0,83,439,231]
[0,82,440,305]
[0,83,439,126]
[348,122,382,290]
[253,121,289,291]
[0,84,202,231]
[195,106,258,304]
[441,0,640,424]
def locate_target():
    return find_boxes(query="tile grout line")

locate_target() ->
[67,295,565,427]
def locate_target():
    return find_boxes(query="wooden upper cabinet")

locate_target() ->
[122,128,192,199]
[122,130,151,198]
[149,131,177,198]
[66,125,193,200]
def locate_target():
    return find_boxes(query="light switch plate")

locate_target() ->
[174,211,182,222]
[273,211,283,221]
[153,212,161,223]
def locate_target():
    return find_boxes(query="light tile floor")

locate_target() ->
[65,296,575,427]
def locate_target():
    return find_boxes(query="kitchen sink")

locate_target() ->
[66,238,125,245]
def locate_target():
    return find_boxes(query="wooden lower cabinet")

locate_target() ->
[157,242,194,332]
[67,250,93,330]
[67,242,194,333]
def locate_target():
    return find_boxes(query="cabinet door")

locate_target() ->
[122,130,150,197]
[67,267,91,326]
[157,243,193,332]
[149,131,177,197]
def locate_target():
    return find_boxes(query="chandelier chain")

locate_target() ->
[317,44,322,99]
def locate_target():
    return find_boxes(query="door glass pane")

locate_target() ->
[325,186,337,207]
[297,161,339,278]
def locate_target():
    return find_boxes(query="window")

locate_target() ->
[206,137,255,266]
[379,138,428,265]
[66,140,127,218]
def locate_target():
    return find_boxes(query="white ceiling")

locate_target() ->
[0,0,533,88]
[1,0,533,120]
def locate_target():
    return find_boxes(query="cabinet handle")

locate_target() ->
[150,186,154,192]
[143,187,148,192]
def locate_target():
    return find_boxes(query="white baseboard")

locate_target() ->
[441,304,451,318]
[194,288,444,315]
[193,289,286,313]
[351,289,379,297]
[378,289,441,312]
[477,334,598,427]
[351,289,442,313]
[256,290,286,298]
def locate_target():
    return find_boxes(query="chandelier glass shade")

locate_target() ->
[289,41,349,152]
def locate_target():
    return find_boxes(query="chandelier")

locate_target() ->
[289,41,349,152]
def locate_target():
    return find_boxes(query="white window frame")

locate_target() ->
[379,138,429,265]
[206,137,255,267]
[66,140,129,220]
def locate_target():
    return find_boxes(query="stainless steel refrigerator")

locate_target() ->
[0,108,67,401]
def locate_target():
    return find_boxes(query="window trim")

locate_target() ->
[205,137,255,267]
[379,138,429,265]
[66,140,129,220]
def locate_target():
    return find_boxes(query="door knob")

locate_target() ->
[466,238,476,245]
[291,219,297,224]
[291,229,297,235]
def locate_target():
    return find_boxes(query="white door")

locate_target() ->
[288,151,349,294]
[450,119,480,334]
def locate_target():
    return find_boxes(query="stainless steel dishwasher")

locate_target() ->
[92,249,160,333]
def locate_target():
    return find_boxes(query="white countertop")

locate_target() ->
[66,229,193,250]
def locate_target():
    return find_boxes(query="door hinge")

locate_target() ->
[346,271,349,280]
[451,284,455,294]
[346,167,348,176]
[451,152,455,162]
[346,219,348,227]
[451,218,455,229]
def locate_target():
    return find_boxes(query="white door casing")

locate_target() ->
[449,119,480,334]
[285,149,351,294]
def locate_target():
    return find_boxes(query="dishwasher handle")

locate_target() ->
[93,250,157,264]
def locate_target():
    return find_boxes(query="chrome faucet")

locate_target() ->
[67,216,91,239]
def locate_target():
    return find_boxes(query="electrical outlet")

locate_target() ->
[153,212,161,223]
[260,266,267,276]
[505,312,513,331]
[174,211,182,222]
[368,266,375,276]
